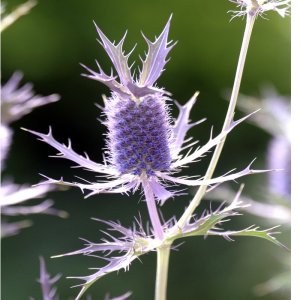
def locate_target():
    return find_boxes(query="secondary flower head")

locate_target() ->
[1,71,62,237]
[236,87,291,198]
[1,92,64,237]
[229,0,290,18]
[1,71,59,169]
[25,16,265,239]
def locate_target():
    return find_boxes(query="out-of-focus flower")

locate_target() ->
[0,181,68,238]
[0,124,12,169]
[238,87,291,296]
[1,219,32,237]
[0,73,64,236]
[268,136,290,197]
[237,87,290,139]
[1,71,60,168]
[1,0,37,32]
[1,71,60,125]
[208,87,290,222]
[205,185,290,223]
[237,86,291,198]
[1,56,62,237]
[207,87,291,296]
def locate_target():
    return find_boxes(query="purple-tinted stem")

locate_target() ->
[141,176,164,240]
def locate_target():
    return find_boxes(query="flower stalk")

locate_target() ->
[175,13,256,230]
[155,244,172,300]
[161,11,256,299]
[141,175,164,240]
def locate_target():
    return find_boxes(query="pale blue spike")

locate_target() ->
[139,15,176,87]
[93,21,133,87]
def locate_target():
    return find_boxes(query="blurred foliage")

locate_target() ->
[1,0,290,299]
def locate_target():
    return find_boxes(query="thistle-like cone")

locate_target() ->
[105,94,171,176]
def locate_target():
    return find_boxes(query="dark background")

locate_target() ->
[1,0,290,299]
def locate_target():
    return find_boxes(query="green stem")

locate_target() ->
[175,14,256,230]
[155,13,256,300]
[155,244,171,300]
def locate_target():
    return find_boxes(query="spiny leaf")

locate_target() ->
[139,14,176,87]
[207,225,288,250]
[94,22,133,87]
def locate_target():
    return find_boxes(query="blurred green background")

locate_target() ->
[1,0,290,299]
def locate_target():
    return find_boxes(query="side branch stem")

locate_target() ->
[175,14,256,230]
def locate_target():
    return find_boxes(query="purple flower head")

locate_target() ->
[83,16,175,177]
[105,94,171,176]
[25,16,265,240]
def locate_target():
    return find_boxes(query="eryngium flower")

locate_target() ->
[105,95,171,176]
[25,16,265,239]
[229,0,290,18]
[1,72,63,237]
[237,87,291,198]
